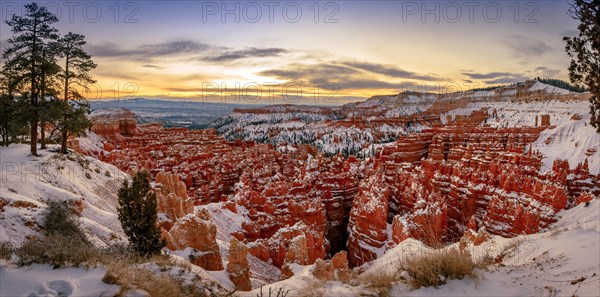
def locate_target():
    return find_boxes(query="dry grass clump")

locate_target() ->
[356,247,488,292]
[357,261,403,295]
[102,256,207,297]
[15,234,97,267]
[99,250,233,297]
[256,285,291,297]
[0,241,14,260]
[404,248,477,289]
[15,201,96,268]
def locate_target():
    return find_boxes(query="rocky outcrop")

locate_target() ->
[155,172,194,231]
[227,238,252,291]
[331,251,349,270]
[576,192,595,206]
[247,222,326,268]
[309,251,356,282]
[310,259,335,280]
[166,209,223,271]
[89,109,137,137]
[567,159,599,204]
[347,172,389,267]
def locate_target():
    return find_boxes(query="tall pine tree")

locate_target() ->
[564,0,600,133]
[3,2,59,156]
[57,32,96,154]
[39,43,62,149]
[117,171,166,256]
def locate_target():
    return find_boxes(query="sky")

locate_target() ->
[0,0,581,105]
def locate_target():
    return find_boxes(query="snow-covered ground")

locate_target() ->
[0,263,120,297]
[440,99,600,175]
[0,144,129,246]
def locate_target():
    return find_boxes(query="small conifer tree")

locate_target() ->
[117,170,166,256]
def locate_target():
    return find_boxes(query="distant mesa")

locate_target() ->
[89,108,138,137]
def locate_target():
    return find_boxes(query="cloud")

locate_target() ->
[93,70,138,81]
[341,61,442,81]
[462,71,529,85]
[202,47,288,62]
[461,72,515,80]
[482,76,529,85]
[335,79,433,90]
[164,87,204,92]
[89,40,211,58]
[533,66,561,78]
[257,62,449,93]
[505,35,552,57]
[561,30,579,38]
[259,63,357,81]
[258,61,440,85]
[142,64,162,69]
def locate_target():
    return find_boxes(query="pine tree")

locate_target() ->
[3,2,59,156]
[39,43,62,149]
[0,74,15,146]
[57,32,96,154]
[117,171,166,256]
[0,93,13,146]
[564,0,600,133]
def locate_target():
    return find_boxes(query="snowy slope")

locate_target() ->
[529,81,572,95]
[533,113,600,175]
[0,144,129,246]
[440,99,600,174]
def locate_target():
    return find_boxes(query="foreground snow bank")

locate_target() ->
[0,144,129,246]
[0,262,120,296]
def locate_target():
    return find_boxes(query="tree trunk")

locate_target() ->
[30,24,38,156]
[30,114,38,156]
[40,118,46,148]
[60,55,69,154]
[61,129,68,154]
[40,70,46,149]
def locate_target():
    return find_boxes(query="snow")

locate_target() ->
[0,144,129,246]
[529,81,572,95]
[0,262,120,297]
[440,99,600,174]
[532,113,600,175]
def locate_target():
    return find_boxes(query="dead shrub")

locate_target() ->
[256,285,291,297]
[15,234,96,268]
[0,241,14,260]
[357,261,402,295]
[404,248,476,289]
[102,256,211,297]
